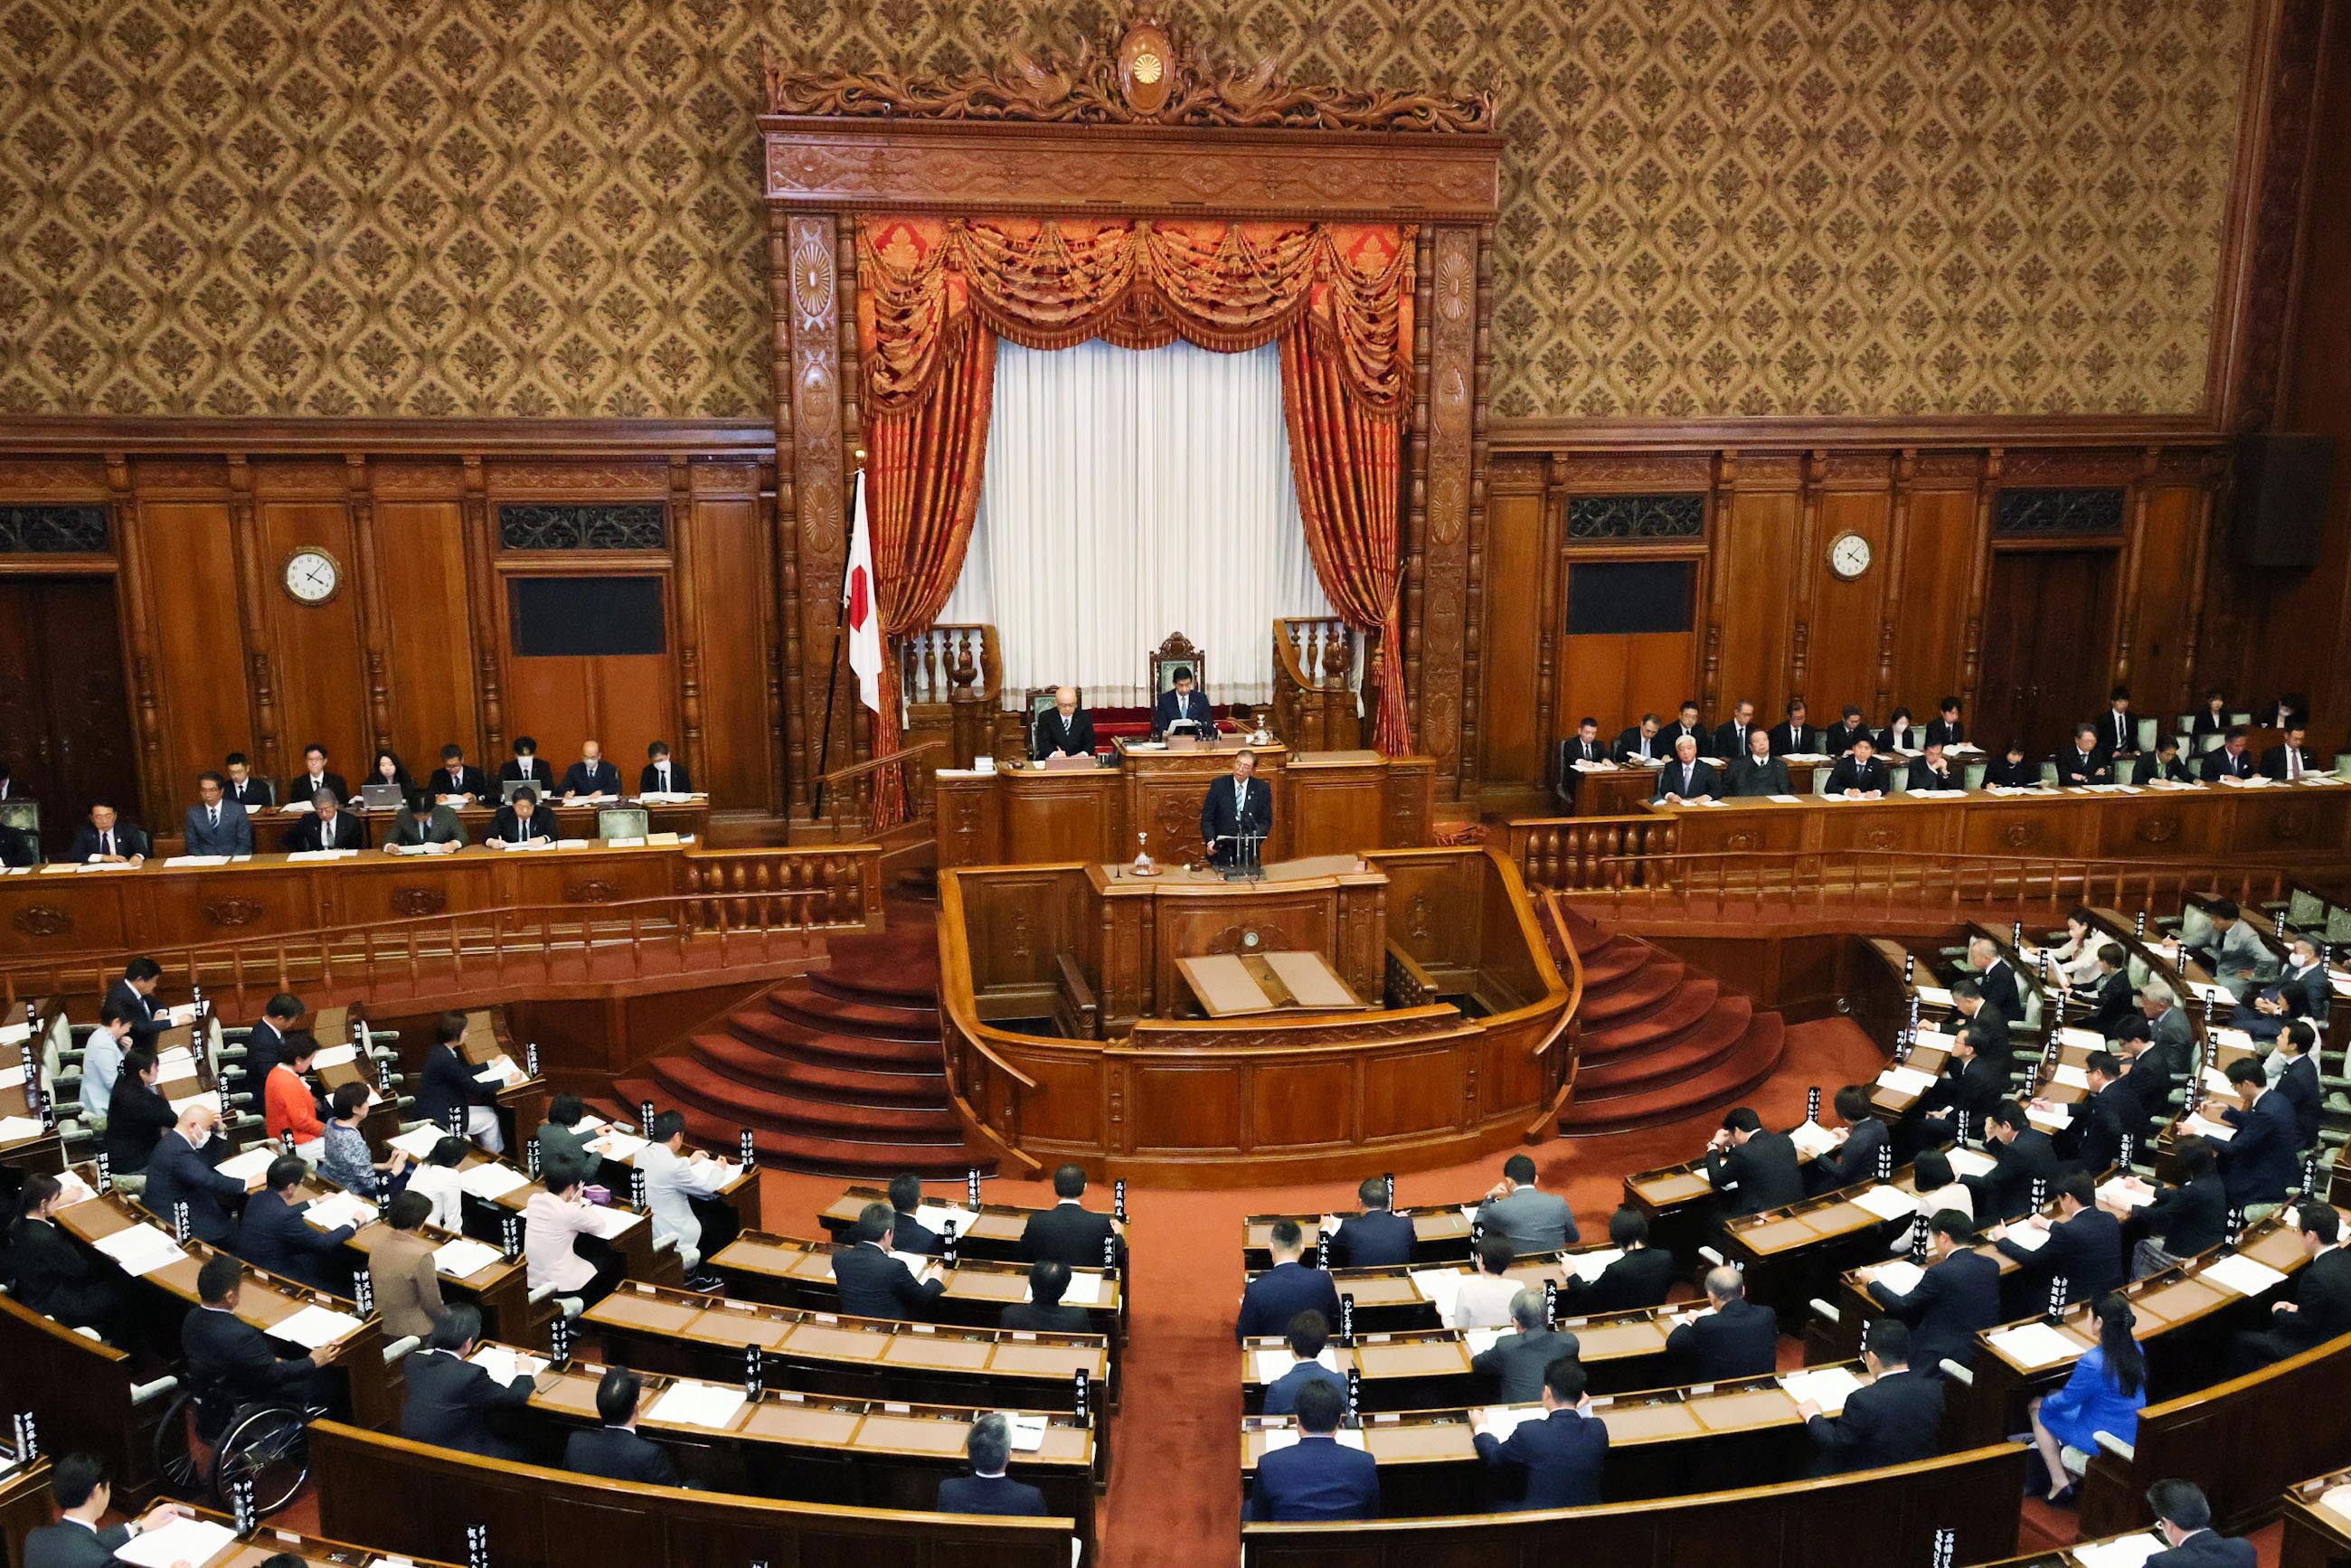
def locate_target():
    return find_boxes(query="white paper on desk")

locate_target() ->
[914,1203,977,1238]
[1866,1260,1925,1297]
[649,1380,746,1429]
[75,860,137,872]
[0,1064,24,1091]
[91,1223,185,1276]
[433,1238,504,1278]
[165,1089,221,1117]
[1988,1321,2081,1366]
[2320,1482,2351,1520]
[554,838,593,850]
[1472,1403,1541,1441]
[2182,1112,2237,1143]
[1789,1120,1840,1157]
[1948,1148,1997,1178]
[592,1206,642,1240]
[2072,1533,2167,1568]
[492,837,556,851]
[996,1411,1050,1452]
[2003,1223,2053,1252]
[287,849,358,862]
[1259,1424,1301,1453]
[2198,1252,2289,1297]
[1461,1327,1504,1356]
[274,1303,363,1349]
[2051,1064,2091,1090]
[474,1053,527,1088]
[1875,1064,1939,1096]
[0,1114,46,1144]
[458,1163,528,1200]
[52,1171,94,1207]
[468,1345,548,1384]
[1783,753,1832,764]
[2097,1179,2154,1209]
[166,1004,200,1025]
[312,1043,359,1070]
[111,1516,238,1568]
[1912,1026,1956,1051]
[2189,980,2237,1006]
[589,1129,648,1162]
[281,801,316,815]
[1853,1185,1917,1221]
[2026,1105,2071,1135]
[1766,793,1803,804]
[389,1124,448,1159]
[2202,1066,2236,1096]
[2059,1026,2105,1048]
[1458,1204,1482,1223]
[1252,1346,1338,1382]
[2210,1026,2255,1051]
[1568,1247,1624,1284]
[1410,1267,1463,1319]
[1780,1365,1862,1414]
[306,1193,376,1232]
[164,854,231,867]
[1045,1270,1103,1307]
[603,836,647,849]
[1914,985,1955,1006]
[0,1020,25,1045]
[156,1045,195,1071]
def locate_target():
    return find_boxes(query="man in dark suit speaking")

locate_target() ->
[1153,666,1214,738]
[1203,749,1272,868]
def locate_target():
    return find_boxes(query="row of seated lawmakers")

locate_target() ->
[0,736,696,865]
[1027,666,1224,760]
[1555,686,2322,807]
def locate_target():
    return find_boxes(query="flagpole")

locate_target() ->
[809,469,857,821]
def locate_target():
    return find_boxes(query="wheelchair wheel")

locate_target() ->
[211,1404,309,1515]
[147,1389,203,1496]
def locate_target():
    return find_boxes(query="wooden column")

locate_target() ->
[1455,223,1495,798]
[1403,225,1434,758]
[1959,449,2001,713]
[1875,449,1914,715]
[1418,224,1478,801]
[2110,446,2160,689]
[668,457,705,774]
[767,207,807,816]
[1701,449,1737,713]
[2177,450,2222,708]
[1532,458,1563,791]
[458,457,505,760]
[223,455,283,779]
[784,213,850,817]
[345,455,393,756]
[1788,449,1825,697]
[107,454,168,820]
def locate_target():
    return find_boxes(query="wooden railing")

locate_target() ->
[1271,615,1361,751]
[1506,815,1680,889]
[0,846,883,1008]
[899,624,999,709]
[813,740,947,841]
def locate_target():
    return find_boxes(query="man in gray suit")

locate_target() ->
[387,789,468,853]
[1470,1287,1579,1404]
[1475,1154,1579,1252]
[2200,900,2277,1003]
[181,770,253,856]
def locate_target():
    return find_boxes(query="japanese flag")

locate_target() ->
[844,469,882,715]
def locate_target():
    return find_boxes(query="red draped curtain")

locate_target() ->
[854,215,1416,821]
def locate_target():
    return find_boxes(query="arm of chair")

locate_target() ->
[381,1336,421,1365]
[1053,953,1100,1042]
[130,1373,180,1405]
[2092,1430,2134,1461]
[1808,1298,1840,1324]
[1937,1359,1974,1385]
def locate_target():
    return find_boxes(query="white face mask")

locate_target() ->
[189,1128,212,1148]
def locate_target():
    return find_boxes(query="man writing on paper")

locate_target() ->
[1652,735,1719,805]
[1202,749,1272,869]
[1032,686,1097,761]
[1154,666,1213,739]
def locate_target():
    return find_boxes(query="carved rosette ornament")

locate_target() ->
[9,905,71,938]
[391,887,448,918]
[202,897,265,928]
[2133,817,2180,845]
[565,881,621,904]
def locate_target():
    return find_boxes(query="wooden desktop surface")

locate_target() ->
[1178,951,1366,1016]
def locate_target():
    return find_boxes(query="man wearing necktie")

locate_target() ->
[1613,713,1663,764]
[638,741,694,795]
[2262,723,2314,782]
[1652,736,1720,805]
[70,802,148,865]
[2202,727,2257,781]
[1712,699,1757,762]
[491,789,556,845]
[1554,717,1609,810]
[222,753,273,808]
[182,770,253,856]
[2103,687,2139,758]
[498,736,545,790]
[1202,750,1272,868]
[1029,689,1097,762]
[2054,725,2111,787]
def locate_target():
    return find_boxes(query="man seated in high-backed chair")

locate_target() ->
[1031,686,1097,760]
[1154,666,1214,739]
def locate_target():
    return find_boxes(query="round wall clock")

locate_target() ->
[1827,532,1873,580]
[282,548,343,605]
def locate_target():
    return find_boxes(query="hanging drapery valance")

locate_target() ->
[856,218,1415,418]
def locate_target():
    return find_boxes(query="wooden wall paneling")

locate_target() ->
[1712,481,1800,719]
[1805,471,1893,715]
[130,465,253,808]
[1874,451,1913,716]
[688,469,779,813]
[1478,467,1544,787]
[1959,449,2001,716]
[2174,456,2222,714]
[2109,449,2159,698]
[458,458,507,760]
[373,481,479,769]
[253,467,368,780]
[1700,452,1736,714]
[107,457,166,822]
[223,457,284,781]
[346,457,394,756]
[2125,476,2207,723]
[669,458,705,775]
[1889,465,1981,720]
[1788,451,1826,696]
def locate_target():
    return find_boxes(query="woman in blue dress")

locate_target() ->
[2027,1293,2146,1504]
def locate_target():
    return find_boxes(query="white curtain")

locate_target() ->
[938,337,1334,709]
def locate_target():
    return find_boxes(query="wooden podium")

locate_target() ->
[933,738,1436,870]
[938,845,1575,1187]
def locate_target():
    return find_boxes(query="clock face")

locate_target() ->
[283,549,341,604]
[1828,533,1873,580]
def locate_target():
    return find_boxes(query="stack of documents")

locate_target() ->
[0,1115,45,1144]
[458,1164,528,1200]
[1865,1260,1924,1297]
[1788,1120,1841,1157]
[1987,1322,2080,1366]
[591,1206,642,1240]
[1409,1268,1464,1320]
[1468,1403,1541,1441]
[2198,1252,2289,1297]
[2096,1179,2154,1209]
[648,1380,747,1429]
[91,1224,185,1277]
[389,1125,448,1159]
[1875,1064,1938,1097]
[1852,1186,1917,1221]
[2071,1533,2167,1568]
[1252,1346,1339,1382]
[915,1203,978,1237]
[468,1345,548,1384]
[1779,1365,1862,1414]
[433,1238,505,1278]
[113,1517,238,1568]
[1567,1248,1624,1283]
[305,1192,377,1232]
[274,1304,363,1348]
[996,1412,1050,1451]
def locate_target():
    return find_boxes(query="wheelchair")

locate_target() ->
[149,1380,313,1515]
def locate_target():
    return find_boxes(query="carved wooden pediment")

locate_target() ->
[764,20,1493,134]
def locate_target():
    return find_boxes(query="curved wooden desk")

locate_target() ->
[939,845,1577,1187]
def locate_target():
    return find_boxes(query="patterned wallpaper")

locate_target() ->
[0,0,2252,420]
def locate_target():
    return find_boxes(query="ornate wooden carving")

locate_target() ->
[565,880,622,904]
[1417,227,1477,794]
[347,455,394,756]
[788,213,849,808]
[9,906,71,937]
[764,28,1493,133]
[459,456,506,760]
[202,897,265,928]
[390,887,447,918]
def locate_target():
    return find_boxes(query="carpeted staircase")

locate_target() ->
[1548,899,1788,1134]
[607,912,987,1178]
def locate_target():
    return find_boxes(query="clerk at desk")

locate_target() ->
[1154,666,1214,739]
[1202,749,1272,867]
[1032,685,1097,760]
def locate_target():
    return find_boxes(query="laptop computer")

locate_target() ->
[359,783,404,809]
[500,779,540,804]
